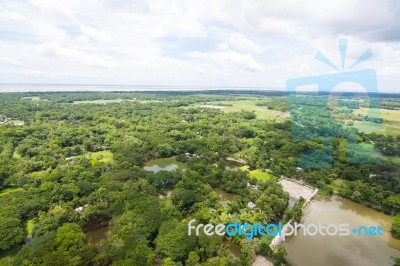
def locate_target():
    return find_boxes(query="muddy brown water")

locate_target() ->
[285,196,400,266]
[85,226,111,244]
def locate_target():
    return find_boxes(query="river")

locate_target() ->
[285,196,400,266]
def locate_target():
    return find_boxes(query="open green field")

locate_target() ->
[4,120,24,126]
[249,169,276,180]
[73,99,135,104]
[383,156,400,164]
[85,150,114,164]
[197,100,288,120]
[240,165,277,181]
[352,108,400,135]
[21,96,40,101]
[25,219,35,238]
[72,99,166,104]
[239,165,250,171]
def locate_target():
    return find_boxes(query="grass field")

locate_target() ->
[197,100,289,120]
[352,108,400,135]
[21,96,40,101]
[25,219,35,238]
[0,187,24,197]
[73,99,135,104]
[5,120,24,126]
[85,150,114,164]
[383,156,400,164]
[144,156,186,168]
[72,99,167,104]
[352,121,383,134]
[249,169,276,180]
[239,165,250,171]
[13,150,21,159]
[240,165,277,181]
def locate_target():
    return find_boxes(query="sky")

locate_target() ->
[0,0,399,92]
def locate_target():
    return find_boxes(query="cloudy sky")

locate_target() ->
[0,0,399,91]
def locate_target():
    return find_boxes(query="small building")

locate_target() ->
[75,206,84,212]
[75,204,89,213]
[247,182,259,190]
[247,201,256,209]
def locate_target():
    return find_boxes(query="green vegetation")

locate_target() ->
[284,197,306,223]
[352,108,400,136]
[392,215,400,239]
[0,90,399,265]
[352,120,384,134]
[384,156,400,164]
[25,219,35,238]
[21,96,40,101]
[73,99,135,104]
[12,151,21,159]
[249,169,276,181]
[84,150,114,164]
[240,166,277,181]
[3,120,24,126]
[0,188,24,197]
[144,157,186,168]
[197,99,289,120]
[328,178,346,192]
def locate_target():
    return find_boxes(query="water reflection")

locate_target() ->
[144,164,180,173]
[144,157,186,173]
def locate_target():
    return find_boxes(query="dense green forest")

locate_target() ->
[0,91,399,265]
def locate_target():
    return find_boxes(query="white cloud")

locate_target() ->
[228,33,264,53]
[0,10,24,22]
[188,50,263,72]
[79,25,113,44]
[36,42,116,68]
[0,0,398,91]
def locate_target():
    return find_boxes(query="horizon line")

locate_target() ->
[0,83,398,94]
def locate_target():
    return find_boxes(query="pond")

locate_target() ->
[217,236,241,255]
[85,226,111,244]
[213,187,236,206]
[285,196,400,266]
[144,157,186,173]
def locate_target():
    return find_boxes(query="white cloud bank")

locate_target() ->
[0,0,399,91]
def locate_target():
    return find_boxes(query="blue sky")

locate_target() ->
[0,0,399,92]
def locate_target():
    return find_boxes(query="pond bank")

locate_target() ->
[269,179,318,250]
